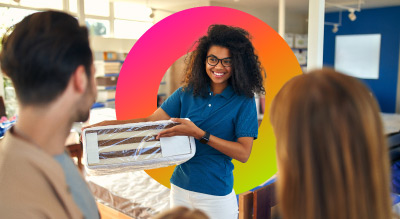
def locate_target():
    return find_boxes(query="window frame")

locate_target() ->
[0,0,154,39]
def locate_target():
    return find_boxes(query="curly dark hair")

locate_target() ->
[182,24,265,98]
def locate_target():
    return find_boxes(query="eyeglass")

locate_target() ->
[206,55,232,67]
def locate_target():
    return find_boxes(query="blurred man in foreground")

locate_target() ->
[0,11,99,218]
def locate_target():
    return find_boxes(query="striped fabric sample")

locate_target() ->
[82,120,196,175]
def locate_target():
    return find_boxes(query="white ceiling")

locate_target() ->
[144,0,400,14]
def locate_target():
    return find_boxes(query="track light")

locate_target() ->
[149,8,155,19]
[348,9,356,21]
[332,24,339,33]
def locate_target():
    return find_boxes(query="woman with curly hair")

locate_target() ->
[87,24,265,219]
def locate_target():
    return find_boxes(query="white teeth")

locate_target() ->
[213,72,225,76]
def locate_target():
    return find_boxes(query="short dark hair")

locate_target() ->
[182,24,265,98]
[0,11,93,105]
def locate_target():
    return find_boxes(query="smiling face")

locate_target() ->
[205,45,232,93]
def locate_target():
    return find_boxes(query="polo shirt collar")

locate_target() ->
[208,85,235,99]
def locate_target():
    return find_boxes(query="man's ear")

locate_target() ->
[71,65,88,94]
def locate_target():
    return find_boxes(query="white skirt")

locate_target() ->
[170,184,238,219]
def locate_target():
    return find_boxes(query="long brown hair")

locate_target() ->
[270,68,392,219]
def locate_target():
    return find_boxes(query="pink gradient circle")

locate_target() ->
[116,6,301,193]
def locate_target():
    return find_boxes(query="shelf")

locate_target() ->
[104,73,120,77]
[97,86,117,90]
[104,60,124,64]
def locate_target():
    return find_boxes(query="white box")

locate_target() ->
[293,49,307,65]
[294,34,308,49]
[284,33,294,48]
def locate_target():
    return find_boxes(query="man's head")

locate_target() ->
[0,11,96,122]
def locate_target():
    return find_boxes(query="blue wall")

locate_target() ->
[323,6,400,113]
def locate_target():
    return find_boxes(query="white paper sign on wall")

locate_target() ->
[335,34,381,79]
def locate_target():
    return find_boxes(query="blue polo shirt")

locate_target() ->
[161,85,258,196]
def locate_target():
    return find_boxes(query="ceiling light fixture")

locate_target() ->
[325,10,341,34]
[332,24,339,33]
[326,0,362,22]
[149,8,155,19]
[145,0,154,19]
[348,9,356,21]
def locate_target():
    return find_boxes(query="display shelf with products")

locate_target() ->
[93,51,170,110]
[2,76,18,119]
[284,33,308,73]
[92,51,124,110]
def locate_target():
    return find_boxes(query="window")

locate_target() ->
[114,1,152,22]
[114,19,152,39]
[0,0,62,10]
[0,7,39,36]
[0,0,153,40]
[0,0,17,5]
[69,0,109,16]
[86,18,110,37]
[69,0,77,13]
[21,0,62,10]
[84,0,109,16]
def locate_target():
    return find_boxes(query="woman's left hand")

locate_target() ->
[157,118,204,139]
[158,118,253,163]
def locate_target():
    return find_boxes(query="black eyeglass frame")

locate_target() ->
[206,55,232,67]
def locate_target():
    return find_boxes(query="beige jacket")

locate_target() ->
[0,129,83,219]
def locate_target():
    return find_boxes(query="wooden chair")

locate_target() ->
[239,182,277,219]
[66,143,84,170]
[0,96,6,118]
[97,203,133,219]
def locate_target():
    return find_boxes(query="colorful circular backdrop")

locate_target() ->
[116,6,301,194]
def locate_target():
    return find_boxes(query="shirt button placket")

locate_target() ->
[202,94,213,117]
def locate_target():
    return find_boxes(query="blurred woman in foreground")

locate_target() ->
[270,68,394,219]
